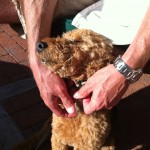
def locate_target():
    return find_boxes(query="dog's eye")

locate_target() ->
[37,42,48,52]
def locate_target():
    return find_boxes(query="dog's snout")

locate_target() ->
[37,42,48,52]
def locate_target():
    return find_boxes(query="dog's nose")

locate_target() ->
[37,42,48,53]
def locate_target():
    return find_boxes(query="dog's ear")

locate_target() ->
[37,42,48,53]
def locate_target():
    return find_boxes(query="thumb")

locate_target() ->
[58,88,76,115]
[73,85,91,99]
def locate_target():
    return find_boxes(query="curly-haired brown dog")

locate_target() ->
[37,29,115,150]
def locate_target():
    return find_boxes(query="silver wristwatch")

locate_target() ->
[114,55,143,84]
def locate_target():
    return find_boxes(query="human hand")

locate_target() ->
[74,64,129,114]
[30,61,76,118]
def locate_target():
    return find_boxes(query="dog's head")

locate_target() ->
[37,38,71,65]
[36,31,115,86]
[36,37,89,81]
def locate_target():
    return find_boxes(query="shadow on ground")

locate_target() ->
[0,60,32,86]
[115,86,150,150]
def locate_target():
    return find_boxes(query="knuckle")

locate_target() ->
[54,111,65,117]
[83,103,95,115]
[42,95,55,109]
[57,90,73,108]
[57,87,66,97]
[44,100,52,109]
[80,85,89,94]
[44,99,65,117]
[84,109,92,115]
[62,97,73,107]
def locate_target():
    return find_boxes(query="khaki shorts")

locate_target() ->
[54,0,99,19]
[12,0,99,36]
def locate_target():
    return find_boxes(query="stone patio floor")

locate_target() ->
[0,24,51,150]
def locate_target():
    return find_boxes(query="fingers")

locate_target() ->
[82,96,95,114]
[82,87,126,114]
[73,82,96,114]
[43,88,76,117]
[73,83,92,99]
[44,95,66,117]
[75,85,114,114]
[82,91,105,114]
[58,89,76,115]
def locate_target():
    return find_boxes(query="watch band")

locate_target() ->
[114,55,143,84]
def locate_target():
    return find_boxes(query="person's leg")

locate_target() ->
[0,0,19,24]
[54,0,99,20]
[52,0,99,36]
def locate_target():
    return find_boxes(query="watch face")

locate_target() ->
[130,69,143,83]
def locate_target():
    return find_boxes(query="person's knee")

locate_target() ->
[0,0,19,24]
[54,0,99,19]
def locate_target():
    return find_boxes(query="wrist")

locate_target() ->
[122,39,150,70]
[28,50,42,73]
[28,51,53,75]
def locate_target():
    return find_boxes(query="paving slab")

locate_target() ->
[1,87,51,137]
[0,24,30,86]
[0,105,24,150]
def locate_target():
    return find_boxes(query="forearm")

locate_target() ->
[23,0,57,64]
[122,4,150,69]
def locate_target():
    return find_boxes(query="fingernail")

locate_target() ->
[66,107,75,114]
[74,92,80,98]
